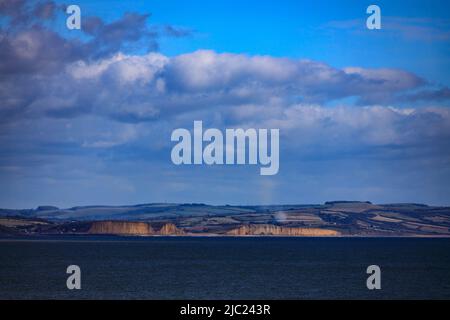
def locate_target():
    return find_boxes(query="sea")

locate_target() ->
[1,237,449,299]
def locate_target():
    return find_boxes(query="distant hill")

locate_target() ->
[0,201,449,237]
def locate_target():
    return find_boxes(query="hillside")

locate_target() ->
[1,201,449,237]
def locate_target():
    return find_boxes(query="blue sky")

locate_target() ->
[0,0,449,208]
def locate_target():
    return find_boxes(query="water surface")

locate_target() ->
[1,237,449,299]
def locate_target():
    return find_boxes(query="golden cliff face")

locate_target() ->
[157,223,185,235]
[88,221,338,236]
[88,221,185,236]
[227,224,340,236]
[89,221,153,235]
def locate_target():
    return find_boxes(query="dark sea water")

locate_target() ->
[1,237,450,299]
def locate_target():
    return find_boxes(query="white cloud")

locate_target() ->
[7,49,436,127]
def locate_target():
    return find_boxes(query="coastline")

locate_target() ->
[2,234,450,241]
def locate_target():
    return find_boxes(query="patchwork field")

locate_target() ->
[1,201,449,237]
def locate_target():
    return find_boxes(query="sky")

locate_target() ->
[0,0,449,208]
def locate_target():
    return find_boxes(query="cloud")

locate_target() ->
[325,16,450,42]
[82,124,139,148]
[259,104,450,149]
[384,17,450,42]
[2,48,446,128]
[163,25,193,38]
[0,0,189,76]
[146,50,425,106]
[399,87,450,103]
[0,25,84,75]
[33,1,56,20]
[83,12,159,57]
[0,0,28,25]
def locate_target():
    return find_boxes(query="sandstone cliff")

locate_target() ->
[88,221,185,236]
[227,224,340,236]
[157,223,185,235]
[89,221,153,235]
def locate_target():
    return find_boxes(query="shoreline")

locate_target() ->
[2,234,450,241]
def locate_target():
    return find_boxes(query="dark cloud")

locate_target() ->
[0,0,26,20]
[84,12,151,40]
[0,0,62,27]
[325,16,450,42]
[0,25,84,75]
[0,0,189,76]
[83,12,159,57]
[45,105,92,119]
[399,87,450,103]
[33,1,56,19]
[164,25,193,38]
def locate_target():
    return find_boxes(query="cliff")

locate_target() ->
[88,221,185,236]
[89,221,154,235]
[157,223,185,235]
[227,224,340,236]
